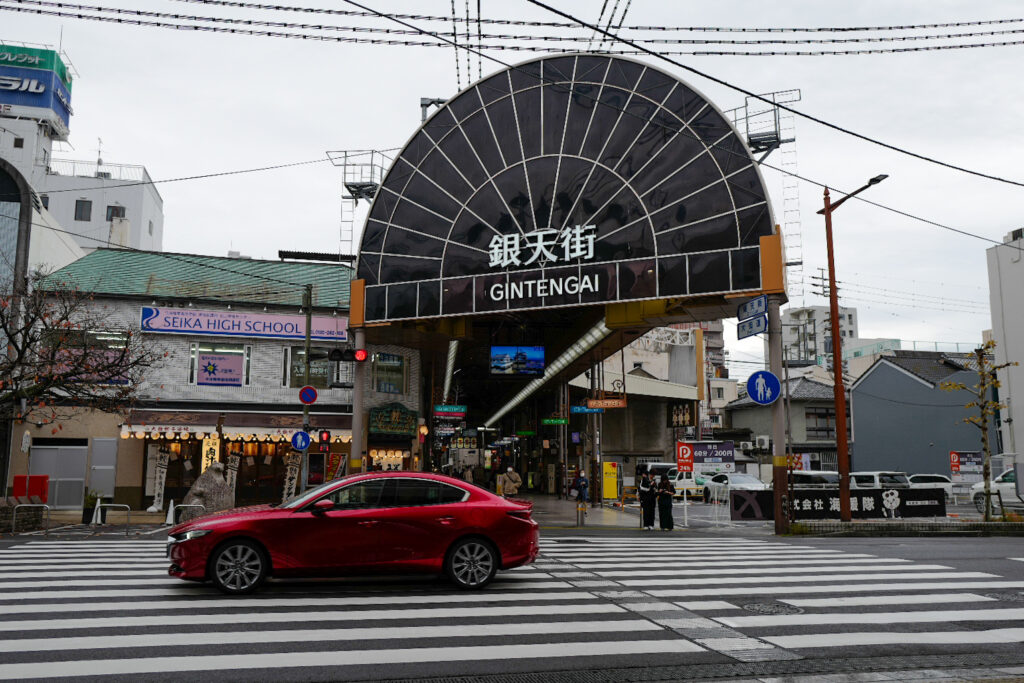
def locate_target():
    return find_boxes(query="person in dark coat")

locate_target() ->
[657,476,676,531]
[638,472,656,530]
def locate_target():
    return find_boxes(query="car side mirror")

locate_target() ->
[312,499,335,514]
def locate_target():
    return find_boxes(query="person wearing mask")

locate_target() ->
[499,466,522,498]
[638,471,656,530]
[657,475,676,531]
[576,469,589,507]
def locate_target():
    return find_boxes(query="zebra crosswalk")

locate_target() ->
[0,535,1022,680]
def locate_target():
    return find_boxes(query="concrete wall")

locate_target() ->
[850,362,996,474]
[988,234,1024,457]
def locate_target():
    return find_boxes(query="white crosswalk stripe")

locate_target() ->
[1,535,1023,680]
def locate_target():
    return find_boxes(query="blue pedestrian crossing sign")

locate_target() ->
[291,431,312,451]
[746,370,781,406]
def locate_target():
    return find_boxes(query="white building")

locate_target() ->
[0,42,163,253]
[987,228,1024,458]
[770,304,859,364]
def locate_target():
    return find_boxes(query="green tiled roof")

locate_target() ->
[40,249,352,309]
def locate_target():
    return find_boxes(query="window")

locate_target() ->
[105,205,126,221]
[805,407,836,439]
[390,479,468,507]
[853,475,875,487]
[13,137,24,149]
[40,195,48,210]
[323,480,386,509]
[74,199,92,221]
[41,329,130,385]
[372,352,407,394]
[189,343,251,386]
[713,387,724,399]
[848,314,854,323]
[284,346,337,389]
[148,220,154,236]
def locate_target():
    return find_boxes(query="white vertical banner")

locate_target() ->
[282,452,302,502]
[147,448,169,513]
[226,453,241,502]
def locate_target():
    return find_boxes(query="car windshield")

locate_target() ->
[280,474,360,509]
[729,474,762,485]
[879,473,910,486]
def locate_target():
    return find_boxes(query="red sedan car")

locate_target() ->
[167,471,540,594]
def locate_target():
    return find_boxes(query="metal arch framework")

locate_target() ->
[356,52,776,323]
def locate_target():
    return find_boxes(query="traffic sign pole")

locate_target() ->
[767,294,789,535]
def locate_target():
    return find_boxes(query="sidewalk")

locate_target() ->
[515,493,640,529]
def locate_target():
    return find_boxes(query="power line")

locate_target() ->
[5,2,1024,56]
[525,0,1024,189]
[169,1,1024,35]
[0,157,329,201]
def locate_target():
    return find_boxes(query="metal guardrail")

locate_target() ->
[95,503,131,536]
[12,504,50,535]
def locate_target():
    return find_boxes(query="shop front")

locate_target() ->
[124,410,352,507]
[367,403,418,471]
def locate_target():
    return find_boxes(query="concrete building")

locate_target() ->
[844,338,902,380]
[849,350,998,474]
[725,376,843,478]
[5,249,424,510]
[0,42,164,253]
[987,228,1024,458]
[771,304,859,364]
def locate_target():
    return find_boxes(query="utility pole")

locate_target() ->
[768,293,789,534]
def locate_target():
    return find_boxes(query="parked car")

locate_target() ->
[849,471,911,489]
[788,470,840,489]
[908,473,954,503]
[703,472,769,503]
[665,469,706,498]
[971,468,1022,513]
[166,471,540,594]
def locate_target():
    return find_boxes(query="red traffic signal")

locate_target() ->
[318,430,331,453]
[319,430,331,442]
[340,348,369,362]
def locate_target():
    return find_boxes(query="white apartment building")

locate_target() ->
[770,304,859,363]
[987,228,1024,458]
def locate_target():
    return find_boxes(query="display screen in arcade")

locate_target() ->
[490,346,545,376]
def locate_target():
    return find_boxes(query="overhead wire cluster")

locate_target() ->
[3,0,1024,56]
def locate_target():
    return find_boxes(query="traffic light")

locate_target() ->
[340,348,368,362]
[318,430,331,453]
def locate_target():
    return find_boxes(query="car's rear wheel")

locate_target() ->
[446,538,497,589]
[210,540,267,595]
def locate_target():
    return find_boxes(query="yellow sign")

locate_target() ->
[602,461,619,499]
[201,437,221,472]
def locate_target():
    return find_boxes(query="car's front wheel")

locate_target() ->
[446,538,497,589]
[210,540,268,595]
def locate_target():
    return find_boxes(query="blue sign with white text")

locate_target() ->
[0,65,72,128]
[746,371,781,406]
[570,405,604,414]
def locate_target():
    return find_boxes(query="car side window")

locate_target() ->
[713,475,727,483]
[322,480,386,509]
[853,475,874,486]
[1001,470,1016,483]
[393,479,468,507]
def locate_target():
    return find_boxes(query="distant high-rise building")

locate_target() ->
[769,305,859,364]
[0,42,164,253]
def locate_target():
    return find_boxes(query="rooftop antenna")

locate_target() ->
[96,137,103,166]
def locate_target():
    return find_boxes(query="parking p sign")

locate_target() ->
[676,442,694,472]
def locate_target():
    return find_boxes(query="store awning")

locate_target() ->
[121,410,352,442]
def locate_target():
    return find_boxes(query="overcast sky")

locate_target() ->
[3,1,1020,379]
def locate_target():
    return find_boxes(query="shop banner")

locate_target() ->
[326,452,344,480]
[141,306,348,342]
[730,488,946,521]
[196,352,245,386]
[201,437,220,472]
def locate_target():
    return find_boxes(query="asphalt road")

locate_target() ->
[1,531,1023,682]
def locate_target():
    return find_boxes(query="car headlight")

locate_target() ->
[170,529,213,542]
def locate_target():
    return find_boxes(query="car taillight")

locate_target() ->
[507,509,532,521]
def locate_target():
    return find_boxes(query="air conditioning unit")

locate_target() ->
[739,441,753,451]
[755,435,770,450]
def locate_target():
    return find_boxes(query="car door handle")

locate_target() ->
[437,516,456,525]
[357,520,379,527]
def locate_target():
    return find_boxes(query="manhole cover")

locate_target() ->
[984,592,1024,602]
[741,602,805,615]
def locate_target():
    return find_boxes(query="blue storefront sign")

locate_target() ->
[0,64,73,130]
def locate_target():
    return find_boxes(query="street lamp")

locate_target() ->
[816,174,887,523]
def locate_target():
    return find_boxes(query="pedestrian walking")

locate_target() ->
[463,465,474,484]
[638,472,656,530]
[498,466,522,498]
[657,476,676,531]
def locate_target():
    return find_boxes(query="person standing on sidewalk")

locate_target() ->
[657,476,676,531]
[576,469,589,507]
[638,472,656,530]
[498,466,522,498]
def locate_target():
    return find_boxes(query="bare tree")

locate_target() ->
[940,340,1018,522]
[1,274,164,447]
